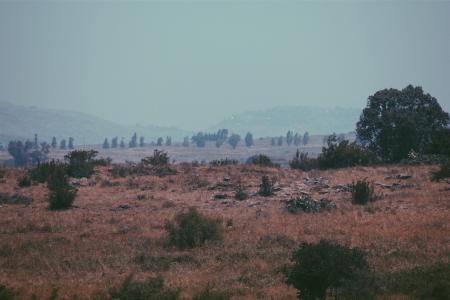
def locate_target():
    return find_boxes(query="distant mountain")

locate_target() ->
[209,106,362,137]
[0,102,190,145]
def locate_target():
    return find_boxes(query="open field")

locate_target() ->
[0,162,449,299]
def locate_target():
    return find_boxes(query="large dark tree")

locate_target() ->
[228,134,241,149]
[356,85,449,162]
[244,132,253,147]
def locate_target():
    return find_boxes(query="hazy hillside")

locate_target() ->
[0,102,190,145]
[209,106,361,137]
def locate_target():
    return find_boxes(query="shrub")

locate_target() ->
[287,240,370,300]
[431,161,450,181]
[289,150,318,171]
[65,150,99,178]
[142,149,169,166]
[47,166,77,210]
[258,175,274,196]
[234,183,248,201]
[17,175,31,187]
[0,285,15,300]
[285,196,335,213]
[29,160,67,183]
[209,158,238,167]
[8,140,49,166]
[108,275,179,300]
[351,179,375,205]
[228,134,240,149]
[246,154,277,167]
[165,208,222,249]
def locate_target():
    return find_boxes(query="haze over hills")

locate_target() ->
[209,106,361,137]
[0,102,190,145]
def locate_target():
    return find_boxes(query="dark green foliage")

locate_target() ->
[286,130,294,146]
[287,240,370,300]
[302,132,310,145]
[59,139,66,150]
[111,137,118,148]
[317,134,377,169]
[165,208,222,249]
[258,175,274,196]
[382,263,450,300]
[234,183,248,201]
[108,275,179,300]
[17,175,31,187]
[139,136,145,147]
[431,161,450,181]
[244,132,253,147]
[351,179,375,205]
[51,137,57,149]
[285,196,335,213]
[65,150,98,178]
[142,149,169,166]
[47,166,77,210]
[129,133,137,148]
[157,137,164,146]
[427,128,450,157]
[356,85,450,162]
[68,137,74,149]
[165,136,172,146]
[0,285,15,300]
[8,140,49,166]
[103,138,110,149]
[209,158,238,167]
[110,165,130,178]
[247,154,277,167]
[30,160,67,183]
[192,285,230,300]
[290,150,318,171]
[228,134,240,149]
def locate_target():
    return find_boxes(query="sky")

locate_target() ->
[1,1,449,131]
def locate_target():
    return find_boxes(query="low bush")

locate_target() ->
[47,166,77,210]
[431,161,450,181]
[107,275,179,300]
[142,149,170,166]
[29,160,67,183]
[234,183,248,201]
[287,240,372,300]
[210,158,238,167]
[285,196,335,213]
[0,192,33,205]
[289,150,318,171]
[110,165,132,178]
[165,208,222,249]
[258,175,274,196]
[351,179,375,205]
[246,154,278,167]
[17,175,31,187]
[65,150,99,178]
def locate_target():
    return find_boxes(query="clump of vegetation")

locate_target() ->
[0,168,6,179]
[106,275,179,300]
[285,196,335,213]
[142,149,170,166]
[351,179,375,205]
[289,150,318,171]
[29,160,67,183]
[65,150,99,178]
[7,140,50,166]
[110,164,132,178]
[209,158,238,167]
[165,208,222,249]
[246,154,278,167]
[287,240,372,300]
[431,161,450,181]
[47,166,77,210]
[0,285,15,300]
[0,192,33,205]
[258,175,274,196]
[193,285,230,300]
[234,182,248,201]
[17,175,31,187]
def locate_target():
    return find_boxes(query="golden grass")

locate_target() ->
[0,164,449,299]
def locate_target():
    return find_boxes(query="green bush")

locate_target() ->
[17,175,31,187]
[258,175,274,196]
[165,208,222,249]
[246,154,278,167]
[107,275,179,300]
[285,196,335,213]
[210,158,238,167]
[47,167,77,210]
[65,150,98,178]
[287,240,371,300]
[234,183,248,201]
[0,285,15,300]
[351,180,375,205]
[289,150,318,171]
[142,149,170,166]
[30,160,67,183]
[431,161,450,181]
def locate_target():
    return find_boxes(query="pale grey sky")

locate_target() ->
[1,1,449,130]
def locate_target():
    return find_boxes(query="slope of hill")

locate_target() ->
[209,106,361,136]
[0,102,190,145]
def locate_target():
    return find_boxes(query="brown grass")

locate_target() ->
[0,164,449,299]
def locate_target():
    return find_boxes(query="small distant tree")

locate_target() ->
[8,140,49,166]
[157,137,164,146]
[60,139,67,150]
[139,136,145,147]
[165,136,172,146]
[120,138,125,148]
[111,137,118,148]
[277,136,283,146]
[303,131,310,145]
[129,132,138,148]
[192,133,206,148]
[294,133,302,146]
[182,136,190,147]
[34,134,38,148]
[271,138,276,146]
[51,136,57,148]
[244,132,253,147]
[47,165,77,210]
[228,134,240,149]
[286,130,294,146]
[103,138,110,149]
[68,137,74,149]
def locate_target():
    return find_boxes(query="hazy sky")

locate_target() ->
[1,1,449,130]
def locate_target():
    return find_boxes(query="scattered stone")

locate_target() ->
[223,176,231,182]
